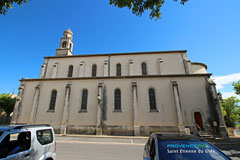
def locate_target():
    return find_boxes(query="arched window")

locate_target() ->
[68,65,73,77]
[49,90,57,111]
[80,89,88,111]
[114,89,121,111]
[116,63,121,76]
[148,88,157,110]
[62,41,67,48]
[70,43,72,50]
[141,62,147,75]
[92,64,97,77]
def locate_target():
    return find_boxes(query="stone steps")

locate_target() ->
[197,131,216,140]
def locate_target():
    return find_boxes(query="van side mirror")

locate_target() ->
[0,148,8,158]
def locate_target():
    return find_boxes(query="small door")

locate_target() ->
[194,112,204,130]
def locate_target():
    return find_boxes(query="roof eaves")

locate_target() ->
[44,50,188,59]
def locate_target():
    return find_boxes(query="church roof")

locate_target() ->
[64,29,73,35]
[45,50,188,59]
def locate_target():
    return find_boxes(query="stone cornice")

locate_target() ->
[191,62,208,69]
[20,73,211,82]
[44,50,187,59]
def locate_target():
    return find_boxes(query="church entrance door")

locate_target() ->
[194,112,204,131]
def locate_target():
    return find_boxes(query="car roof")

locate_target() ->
[0,126,15,132]
[0,124,51,132]
[151,133,203,141]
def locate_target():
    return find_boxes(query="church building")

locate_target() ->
[11,29,228,137]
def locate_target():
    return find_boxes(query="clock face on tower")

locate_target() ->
[62,41,67,48]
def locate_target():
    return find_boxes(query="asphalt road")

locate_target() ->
[56,136,145,160]
[55,136,240,160]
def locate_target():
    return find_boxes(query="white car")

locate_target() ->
[0,124,56,160]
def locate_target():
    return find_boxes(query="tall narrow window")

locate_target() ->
[92,64,97,77]
[148,88,157,111]
[51,64,58,78]
[62,41,67,48]
[116,63,121,76]
[114,89,121,111]
[142,62,147,75]
[68,65,73,77]
[49,90,57,111]
[80,89,88,111]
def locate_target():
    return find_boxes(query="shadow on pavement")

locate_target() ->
[208,138,240,159]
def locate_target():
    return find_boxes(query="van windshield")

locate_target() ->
[158,139,230,160]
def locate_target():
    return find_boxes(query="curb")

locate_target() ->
[55,134,148,139]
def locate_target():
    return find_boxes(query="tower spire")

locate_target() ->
[56,29,74,56]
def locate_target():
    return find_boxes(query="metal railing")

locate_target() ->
[195,123,214,137]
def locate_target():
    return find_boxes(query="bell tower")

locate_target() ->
[56,29,74,56]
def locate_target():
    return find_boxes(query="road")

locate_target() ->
[55,136,240,160]
[56,136,146,160]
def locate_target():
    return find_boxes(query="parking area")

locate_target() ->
[208,138,240,160]
[55,135,240,160]
[56,136,146,160]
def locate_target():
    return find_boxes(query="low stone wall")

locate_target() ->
[102,125,134,136]
[140,126,179,136]
[52,125,227,138]
[53,125,181,136]
[66,125,96,135]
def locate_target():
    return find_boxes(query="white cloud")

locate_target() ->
[212,73,240,90]
[221,92,240,99]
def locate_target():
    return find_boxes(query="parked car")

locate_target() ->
[143,133,231,160]
[0,124,56,160]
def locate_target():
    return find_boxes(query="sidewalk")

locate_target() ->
[55,134,148,145]
[55,134,148,139]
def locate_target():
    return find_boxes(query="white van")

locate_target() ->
[0,124,56,160]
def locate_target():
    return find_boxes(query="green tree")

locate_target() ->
[1,0,188,19]
[110,0,188,20]
[221,96,240,128]
[0,93,16,117]
[233,80,240,95]
[0,0,28,15]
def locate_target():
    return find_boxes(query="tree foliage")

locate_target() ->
[0,93,16,116]
[110,0,188,20]
[233,80,240,96]
[221,96,240,128]
[1,0,188,19]
[0,0,28,15]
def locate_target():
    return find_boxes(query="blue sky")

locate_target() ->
[0,0,239,98]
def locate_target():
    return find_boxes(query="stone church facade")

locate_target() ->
[11,29,228,137]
